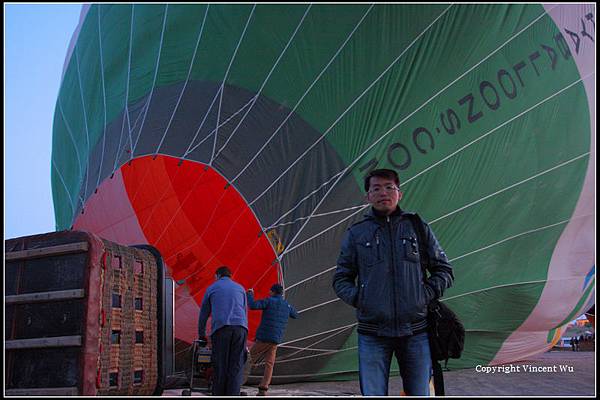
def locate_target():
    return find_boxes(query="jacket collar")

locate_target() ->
[364,206,405,224]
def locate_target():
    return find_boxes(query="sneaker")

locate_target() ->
[257,387,268,396]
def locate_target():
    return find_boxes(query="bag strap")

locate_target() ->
[432,360,445,396]
[407,213,447,396]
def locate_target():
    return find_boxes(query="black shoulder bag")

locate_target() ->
[407,214,465,396]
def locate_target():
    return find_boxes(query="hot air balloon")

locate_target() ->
[52,3,595,382]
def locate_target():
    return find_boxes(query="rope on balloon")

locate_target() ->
[242,4,452,208]
[229,4,376,188]
[272,5,553,254]
[154,5,210,156]
[181,5,255,161]
[131,5,169,156]
[209,4,257,164]
[211,4,313,162]
[74,44,91,202]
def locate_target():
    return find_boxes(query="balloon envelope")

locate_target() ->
[52,4,595,381]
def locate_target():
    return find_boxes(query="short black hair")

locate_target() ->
[215,266,232,278]
[270,284,283,295]
[364,169,400,192]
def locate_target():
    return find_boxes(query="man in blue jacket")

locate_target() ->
[333,169,454,396]
[198,266,248,396]
[247,283,299,396]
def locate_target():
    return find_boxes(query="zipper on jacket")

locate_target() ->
[387,215,397,334]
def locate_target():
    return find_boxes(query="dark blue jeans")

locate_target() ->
[211,325,248,396]
[358,332,432,396]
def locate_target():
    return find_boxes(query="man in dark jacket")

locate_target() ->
[198,266,248,396]
[333,168,454,396]
[247,283,299,396]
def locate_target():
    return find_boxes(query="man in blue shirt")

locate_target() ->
[247,283,299,396]
[198,266,248,396]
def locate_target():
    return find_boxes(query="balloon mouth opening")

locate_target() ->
[76,154,281,337]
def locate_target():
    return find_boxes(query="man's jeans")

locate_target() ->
[358,332,432,396]
[211,325,248,396]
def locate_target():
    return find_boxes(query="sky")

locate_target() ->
[5,3,83,239]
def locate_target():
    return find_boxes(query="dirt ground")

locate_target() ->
[163,350,596,397]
